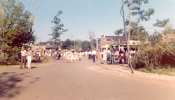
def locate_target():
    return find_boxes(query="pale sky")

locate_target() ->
[20,0,175,42]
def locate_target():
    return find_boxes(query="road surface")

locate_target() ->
[0,59,175,100]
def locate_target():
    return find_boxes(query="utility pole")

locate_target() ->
[74,39,76,50]
[96,38,98,50]
[121,0,134,73]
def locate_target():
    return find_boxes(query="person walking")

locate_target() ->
[27,47,32,71]
[20,46,27,69]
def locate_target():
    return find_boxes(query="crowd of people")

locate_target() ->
[61,50,83,62]
[43,46,136,65]
[87,47,136,64]
[19,45,136,71]
[43,49,84,62]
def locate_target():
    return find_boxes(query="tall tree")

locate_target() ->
[0,0,35,64]
[124,0,154,22]
[51,11,67,48]
[123,0,154,41]
[120,0,154,73]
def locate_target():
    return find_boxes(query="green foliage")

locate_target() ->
[132,23,175,70]
[153,19,169,28]
[124,0,154,22]
[61,39,91,51]
[132,42,175,69]
[81,41,91,51]
[0,0,35,64]
[61,39,74,50]
[115,29,123,36]
[74,40,83,51]
[51,11,67,45]
[130,24,148,41]
[148,32,162,45]
[118,0,154,41]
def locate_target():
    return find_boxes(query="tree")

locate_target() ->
[88,32,96,49]
[61,39,92,51]
[0,0,35,64]
[51,11,67,48]
[148,32,162,45]
[61,39,74,50]
[130,24,148,41]
[124,0,154,22]
[153,19,169,28]
[151,18,171,44]
[120,0,154,73]
[115,29,123,36]
[123,0,154,41]
[81,41,91,51]
[74,40,82,51]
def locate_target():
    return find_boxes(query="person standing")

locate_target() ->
[102,49,107,64]
[20,47,27,69]
[106,48,112,64]
[114,49,120,63]
[92,50,97,63]
[96,50,101,63]
[27,48,32,71]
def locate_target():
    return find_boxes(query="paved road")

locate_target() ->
[1,59,175,100]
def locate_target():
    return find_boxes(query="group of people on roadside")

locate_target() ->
[88,47,136,64]
[88,49,113,64]
[20,46,32,71]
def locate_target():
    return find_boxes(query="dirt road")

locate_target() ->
[0,60,175,100]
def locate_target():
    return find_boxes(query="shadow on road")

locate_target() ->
[31,66,38,69]
[0,72,25,99]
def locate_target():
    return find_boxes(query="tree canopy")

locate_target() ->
[0,0,35,64]
[116,0,154,41]
[153,19,169,28]
[51,11,67,45]
[61,39,91,51]
[124,0,154,23]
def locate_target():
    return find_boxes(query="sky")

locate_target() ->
[19,0,175,42]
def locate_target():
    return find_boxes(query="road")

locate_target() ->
[0,59,175,100]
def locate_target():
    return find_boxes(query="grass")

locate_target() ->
[139,67,175,76]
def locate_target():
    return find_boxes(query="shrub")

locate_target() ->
[131,42,175,69]
[0,47,20,65]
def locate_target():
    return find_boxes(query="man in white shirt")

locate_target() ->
[20,47,27,69]
[102,49,107,64]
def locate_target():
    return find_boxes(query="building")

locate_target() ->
[99,35,127,50]
[98,35,140,50]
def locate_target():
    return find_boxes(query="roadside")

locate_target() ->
[139,67,175,76]
[2,58,175,83]
[0,58,53,75]
[88,62,175,83]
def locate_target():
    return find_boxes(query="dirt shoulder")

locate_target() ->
[89,63,175,84]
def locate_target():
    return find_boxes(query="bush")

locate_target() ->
[131,42,175,69]
[0,47,20,65]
